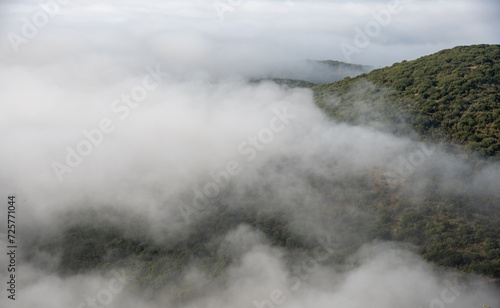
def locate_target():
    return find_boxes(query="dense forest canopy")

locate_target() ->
[314,44,500,157]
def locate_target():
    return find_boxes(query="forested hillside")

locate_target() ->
[314,44,500,157]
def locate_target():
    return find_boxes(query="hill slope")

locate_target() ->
[314,44,500,157]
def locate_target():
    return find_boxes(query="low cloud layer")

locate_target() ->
[1,231,499,307]
[0,0,499,307]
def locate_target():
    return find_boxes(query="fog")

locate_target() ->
[1,0,499,67]
[0,0,499,307]
[3,238,498,308]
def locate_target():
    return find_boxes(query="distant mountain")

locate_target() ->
[313,44,500,157]
[257,59,373,84]
[314,59,373,73]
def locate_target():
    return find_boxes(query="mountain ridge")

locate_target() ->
[311,44,500,157]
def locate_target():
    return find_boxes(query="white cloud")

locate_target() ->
[0,1,498,307]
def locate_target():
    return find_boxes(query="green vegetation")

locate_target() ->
[35,167,500,302]
[313,44,500,157]
[310,44,500,278]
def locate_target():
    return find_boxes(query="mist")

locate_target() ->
[0,0,499,307]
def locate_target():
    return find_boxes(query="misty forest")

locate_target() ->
[0,1,499,308]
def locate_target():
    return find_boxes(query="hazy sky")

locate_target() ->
[0,0,498,68]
